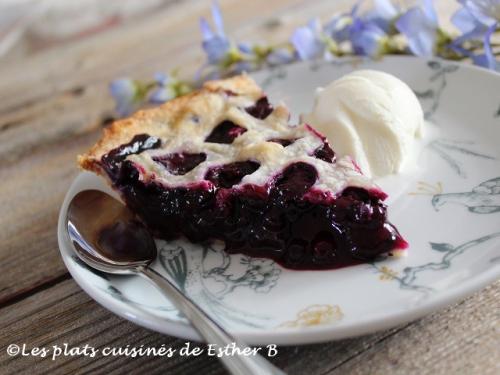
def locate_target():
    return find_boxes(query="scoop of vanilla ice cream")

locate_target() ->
[302,70,424,178]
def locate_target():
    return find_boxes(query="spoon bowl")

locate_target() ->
[67,190,157,274]
[65,189,285,375]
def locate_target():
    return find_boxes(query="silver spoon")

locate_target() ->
[66,189,285,375]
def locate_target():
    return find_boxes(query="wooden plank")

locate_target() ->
[1,278,498,374]
[0,132,97,303]
[0,278,404,375]
[327,282,500,375]
[0,279,225,374]
[0,0,309,112]
[0,82,109,167]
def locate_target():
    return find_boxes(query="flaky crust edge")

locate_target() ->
[77,74,264,175]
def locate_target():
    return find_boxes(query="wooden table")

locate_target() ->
[1,1,498,374]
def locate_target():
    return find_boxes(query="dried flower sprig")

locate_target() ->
[110,0,500,117]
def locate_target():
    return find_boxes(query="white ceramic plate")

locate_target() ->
[58,56,500,345]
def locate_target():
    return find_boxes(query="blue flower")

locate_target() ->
[290,18,326,60]
[326,3,390,57]
[365,0,399,32]
[237,42,252,54]
[199,1,230,64]
[149,73,174,104]
[266,48,295,65]
[452,0,500,69]
[109,79,137,117]
[473,24,499,70]
[458,0,500,26]
[349,17,387,56]
[323,13,353,43]
[396,0,438,56]
[235,42,259,70]
[110,72,192,116]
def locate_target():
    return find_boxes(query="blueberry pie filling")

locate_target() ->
[80,75,407,270]
[153,152,207,175]
[205,120,247,144]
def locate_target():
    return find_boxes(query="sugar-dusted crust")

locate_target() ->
[79,73,375,195]
[78,74,263,175]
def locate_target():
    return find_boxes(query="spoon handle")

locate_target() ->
[138,266,286,375]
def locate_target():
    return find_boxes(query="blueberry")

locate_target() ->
[245,97,273,119]
[153,152,206,175]
[205,161,260,188]
[205,121,247,144]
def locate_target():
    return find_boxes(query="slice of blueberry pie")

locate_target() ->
[79,75,407,270]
